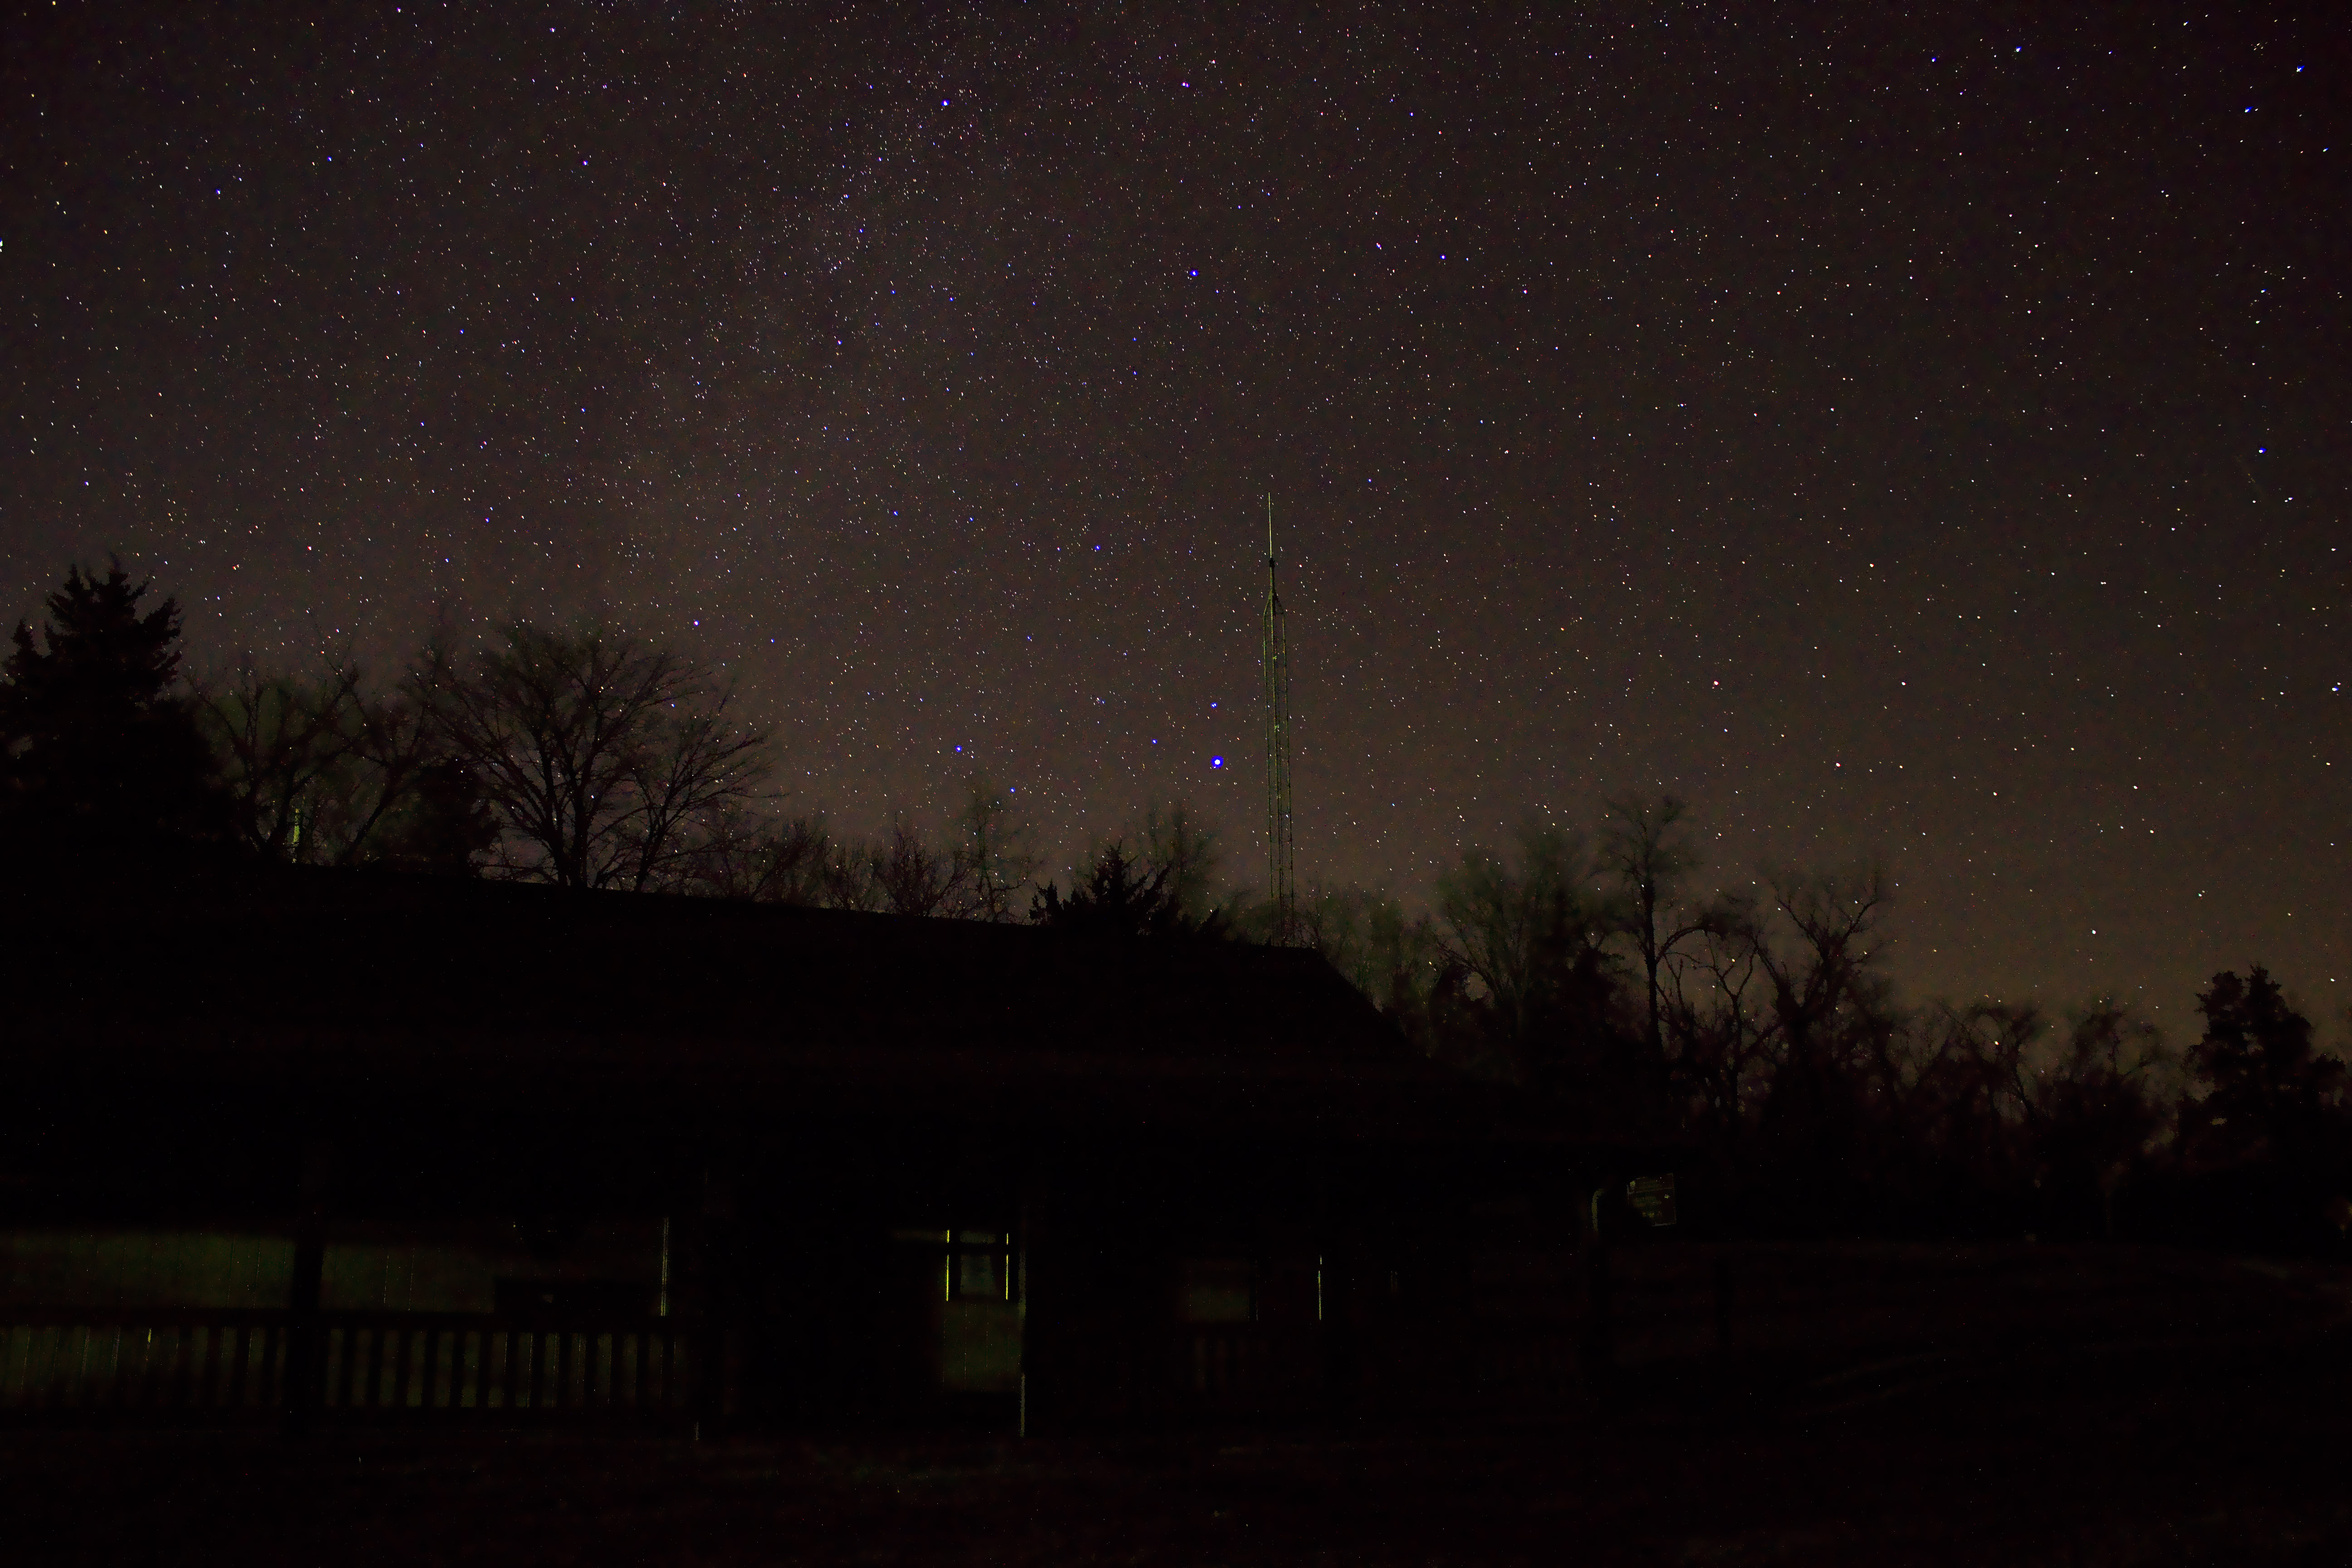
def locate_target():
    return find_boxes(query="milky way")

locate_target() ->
[3,3,2344,1026]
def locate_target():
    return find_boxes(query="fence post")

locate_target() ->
[1582,1186,1613,1392]
[283,1137,331,1438]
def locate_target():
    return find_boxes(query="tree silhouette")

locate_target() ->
[872,816,971,916]
[370,757,500,874]
[684,807,831,903]
[1601,794,1719,1072]
[197,661,360,858]
[953,776,1042,922]
[2031,1001,2175,1238]
[1294,882,1441,1021]
[1030,842,1226,939]
[2184,967,2346,1182]
[417,622,770,891]
[1658,909,1779,1158]
[814,830,888,911]
[1743,867,1896,1229]
[1137,801,1222,923]
[0,561,229,854]
[197,656,477,867]
[1430,823,1632,1094]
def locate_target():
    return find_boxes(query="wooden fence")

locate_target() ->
[1176,1323,1323,1406]
[0,1308,699,1425]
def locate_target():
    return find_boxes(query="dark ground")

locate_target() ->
[5,1243,2348,1566]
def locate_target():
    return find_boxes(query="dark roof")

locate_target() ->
[2,861,1559,1146]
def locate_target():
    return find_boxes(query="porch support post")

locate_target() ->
[283,1136,331,1438]
[691,1156,739,1437]
[1581,1177,1614,1392]
[1015,1165,1050,1434]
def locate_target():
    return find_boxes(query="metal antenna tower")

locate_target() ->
[1261,494,1296,945]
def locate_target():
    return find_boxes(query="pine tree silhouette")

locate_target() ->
[2186,967,2346,1182]
[1029,843,1228,940]
[0,561,230,855]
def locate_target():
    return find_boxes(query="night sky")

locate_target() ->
[3,4,2344,1027]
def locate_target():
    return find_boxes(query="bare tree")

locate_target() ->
[1660,898,1780,1150]
[1434,823,1613,1052]
[873,816,970,916]
[1297,883,1394,995]
[1899,999,2048,1202]
[417,622,770,891]
[198,657,451,866]
[1138,801,1222,921]
[198,660,363,858]
[818,833,887,911]
[620,701,776,893]
[2034,1000,2176,1237]
[1755,865,1895,1071]
[1296,881,1447,1020]
[1742,866,1897,1220]
[338,685,460,865]
[1601,794,1720,1067]
[1424,822,1638,1099]
[686,806,830,903]
[952,777,1042,922]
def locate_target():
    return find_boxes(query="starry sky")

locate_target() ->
[3,3,2345,1028]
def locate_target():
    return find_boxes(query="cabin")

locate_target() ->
[0,861,1686,1430]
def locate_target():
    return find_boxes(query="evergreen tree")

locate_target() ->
[2185,967,2346,1182]
[1030,842,1227,939]
[0,561,229,853]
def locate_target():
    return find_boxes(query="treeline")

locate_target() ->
[0,562,1221,929]
[1291,811,2350,1252]
[6,564,2346,1250]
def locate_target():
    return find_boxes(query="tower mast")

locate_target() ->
[1262,494,1295,946]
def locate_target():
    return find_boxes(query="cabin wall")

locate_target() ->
[0,1071,1605,1431]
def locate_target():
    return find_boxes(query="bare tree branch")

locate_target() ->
[417,622,771,891]
[196,657,367,859]
[685,806,830,903]
[622,689,773,892]
[873,816,970,916]
[952,776,1042,923]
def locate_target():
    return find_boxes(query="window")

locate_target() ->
[954,1231,1009,1301]
[889,1228,1014,1303]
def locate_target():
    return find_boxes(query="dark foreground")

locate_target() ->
[6,1244,2348,1567]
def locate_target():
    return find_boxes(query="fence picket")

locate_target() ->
[0,1309,686,1426]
